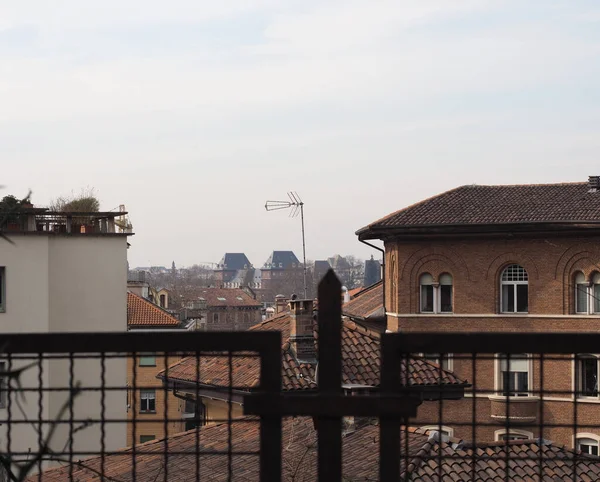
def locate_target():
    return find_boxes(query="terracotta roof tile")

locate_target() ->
[343,281,383,321]
[182,287,262,307]
[32,422,600,481]
[28,418,430,481]
[161,310,467,390]
[409,439,600,481]
[127,291,180,327]
[358,182,600,236]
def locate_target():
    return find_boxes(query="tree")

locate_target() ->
[50,187,100,212]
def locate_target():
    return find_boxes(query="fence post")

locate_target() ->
[317,269,343,482]
[380,335,402,482]
[260,333,282,482]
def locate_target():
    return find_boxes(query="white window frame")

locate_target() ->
[576,433,600,455]
[574,273,600,315]
[575,354,599,399]
[494,429,534,441]
[419,273,453,314]
[421,425,454,438]
[419,353,454,372]
[495,353,533,397]
[500,264,528,313]
[140,389,156,413]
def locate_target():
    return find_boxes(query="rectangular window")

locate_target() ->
[578,439,599,456]
[595,285,600,313]
[420,285,434,313]
[499,355,529,396]
[440,285,452,313]
[140,390,156,412]
[0,267,5,312]
[576,285,588,314]
[516,285,528,312]
[213,313,219,323]
[501,285,514,312]
[578,357,598,397]
[140,435,155,444]
[139,353,156,367]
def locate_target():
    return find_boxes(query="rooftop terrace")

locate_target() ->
[0,208,133,235]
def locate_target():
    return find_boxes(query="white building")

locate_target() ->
[0,208,132,473]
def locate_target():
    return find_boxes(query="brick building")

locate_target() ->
[126,292,189,445]
[260,250,305,300]
[213,252,252,284]
[180,287,262,331]
[357,176,600,450]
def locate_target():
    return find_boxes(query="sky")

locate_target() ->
[2,0,600,268]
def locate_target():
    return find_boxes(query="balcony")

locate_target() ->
[489,394,539,424]
[0,209,132,235]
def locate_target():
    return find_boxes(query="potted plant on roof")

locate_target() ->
[0,195,25,231]
[50,188,100,234]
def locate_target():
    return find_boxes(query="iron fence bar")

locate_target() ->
[380,335,402,482]
[259,331,282,482]
[0,331,281,354]
[392,332,600,354]
[317,270,342,482]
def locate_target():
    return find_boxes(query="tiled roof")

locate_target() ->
[410,438,600,481]
[343,281,383,321]
[358,182,600,237]
[183,288,262,307]
[127,292,180,327]
[262,250,300,269]
[216,253,251,270]
[30,420,600,481]
[161,310,466,390]
[28,418,431,481]
[347,286,364,299]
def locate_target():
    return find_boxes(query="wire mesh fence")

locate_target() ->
[2,327,600,480]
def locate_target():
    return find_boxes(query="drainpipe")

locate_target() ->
[359,239,386,323]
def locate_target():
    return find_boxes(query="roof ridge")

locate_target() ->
[357,184,466,233]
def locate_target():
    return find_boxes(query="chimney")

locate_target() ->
[289,299,316,363]
[275,294,288,314]
[589,176,600,192]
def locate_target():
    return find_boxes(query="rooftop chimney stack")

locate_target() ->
[589,176,600,193]
[275,294,288,314]
[289,299,316,363]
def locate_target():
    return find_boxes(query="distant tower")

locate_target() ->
[171,261,176,271]
[364,255,381,287]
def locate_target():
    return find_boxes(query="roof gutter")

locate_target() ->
[358,239,386,327]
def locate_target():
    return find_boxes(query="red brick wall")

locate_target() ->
[385,234,600,447]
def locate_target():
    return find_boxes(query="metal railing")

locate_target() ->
[1,272,600,480]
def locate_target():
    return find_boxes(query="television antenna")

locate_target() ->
[265,192,308,299]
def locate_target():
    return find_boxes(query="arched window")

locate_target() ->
[420,273,434,313]
[420,425,454,438]
[576,435,600,456]
[494,429,534,441]
[593,273,600,314]
[501,265,528,313]
[575,272,588,314]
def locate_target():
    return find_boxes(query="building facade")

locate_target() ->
[0,208,131,469]
[357,177,600,450]
[181,287,262,331]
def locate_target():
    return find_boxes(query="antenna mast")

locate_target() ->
[265,192,308,299]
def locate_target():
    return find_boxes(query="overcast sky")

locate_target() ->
[2,1,599,268]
